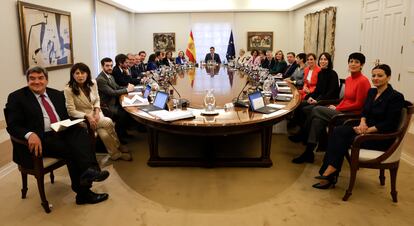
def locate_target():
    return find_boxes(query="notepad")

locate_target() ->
[50,119,84,132]
[122,94,149,107]
[148,110,195,122]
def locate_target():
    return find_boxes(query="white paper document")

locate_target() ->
[50,119,84,132]
[277,93,293,97]
[148,110,195,122]
[276,81,288,85]
[267,103,286,109]
[278,87,291,92]
[122,94,149,107]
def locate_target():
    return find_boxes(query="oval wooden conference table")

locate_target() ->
[122,65,300,167]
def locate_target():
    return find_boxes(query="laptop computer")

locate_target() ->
[248,91,277,114]
[138,91,169,112]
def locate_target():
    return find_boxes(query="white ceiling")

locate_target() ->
[100,0,318,13]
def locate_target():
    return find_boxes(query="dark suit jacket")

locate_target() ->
[175,57,187,65]
[96,71,128,117]
[283,62,298,78]
[112,66,140,86]
[362,85,405,133]
[147,61,158,71]
[261,58,275,70]
[5,87,69,167]
[204,53,221,63]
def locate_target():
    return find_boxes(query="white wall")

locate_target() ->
[0,0,96,119]
[290,0,363,78]
[133,12,290,59]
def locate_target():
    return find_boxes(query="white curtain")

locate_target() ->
[190,13,233,63]
[95,1,117,70]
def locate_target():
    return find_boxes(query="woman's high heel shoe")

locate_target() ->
[312,181,335,189]
[312,174,338,189]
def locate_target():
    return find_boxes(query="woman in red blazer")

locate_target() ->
[300,53,321,100]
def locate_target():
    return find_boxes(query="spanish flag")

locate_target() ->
[186,30,196,63]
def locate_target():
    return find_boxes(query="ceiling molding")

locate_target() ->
[98,0,319,13]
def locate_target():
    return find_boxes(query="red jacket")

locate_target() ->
[300,65,321,99]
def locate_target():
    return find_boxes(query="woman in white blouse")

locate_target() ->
[64,63,132,161]
[236,49,248,65]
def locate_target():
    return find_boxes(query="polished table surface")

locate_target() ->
[123,66,301,167]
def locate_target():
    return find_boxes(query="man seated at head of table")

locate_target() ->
[204,46,221,64]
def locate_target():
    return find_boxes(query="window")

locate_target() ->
[192,23,231,63]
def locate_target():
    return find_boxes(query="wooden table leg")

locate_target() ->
[147,127,159,165]
[260,125,273,166]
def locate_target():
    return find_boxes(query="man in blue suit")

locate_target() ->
[204,46,221,64]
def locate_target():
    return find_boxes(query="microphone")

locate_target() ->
[168,81,190,107]
[233,81,250,108]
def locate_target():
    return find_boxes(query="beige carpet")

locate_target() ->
[1,132,414,226]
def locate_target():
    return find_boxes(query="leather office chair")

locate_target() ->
[3,108,96,213]
[341,101,413,202]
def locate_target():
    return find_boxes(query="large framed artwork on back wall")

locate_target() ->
[17,1,74,72]
[247,32,273,51]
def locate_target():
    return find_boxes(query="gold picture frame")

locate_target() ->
[247,32,273,51]
[18,1,74,72]
[153,33,176,52]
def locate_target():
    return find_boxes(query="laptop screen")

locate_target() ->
[153,91,168,109]
[143,85,151,98]
[248,91,265,110]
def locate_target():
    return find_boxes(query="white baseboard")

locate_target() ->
[401,153,414,166]
[0,162,17,179]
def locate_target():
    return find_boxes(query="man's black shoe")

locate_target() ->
[80,168,110,186]
[119,137,128,144]
[292,152,314,164]
[288,134,304,143]
[76,190,109,205]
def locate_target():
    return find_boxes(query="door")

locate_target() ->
[360,0,408,87]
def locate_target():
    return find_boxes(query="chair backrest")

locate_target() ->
[338,79,346,100]
[382,101,413,163]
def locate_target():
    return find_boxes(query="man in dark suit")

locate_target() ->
[137,51,147,73]
[283,52,298,78]
[96,57,135,140]
[112,53,140,86]
[261,50,275,70]
[5,66,109,205]
[130,54,144,81]
[204,46,222,64]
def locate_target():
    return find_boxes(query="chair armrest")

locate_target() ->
[350,131,402,164]
[10,135,29,146]
[328,112,361,135]
[352,132,400,149]
[9,134,45,170]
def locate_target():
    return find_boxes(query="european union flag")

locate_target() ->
[226,30,235,61]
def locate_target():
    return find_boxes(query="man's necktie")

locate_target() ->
[108,76,116,86]
[40,94,58,123]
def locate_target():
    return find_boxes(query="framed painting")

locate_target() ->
[247,32,273,51]
[153,33,176,52]
[18,1,74,72]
